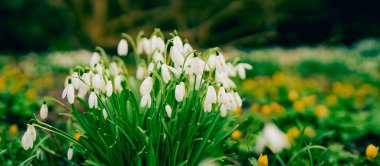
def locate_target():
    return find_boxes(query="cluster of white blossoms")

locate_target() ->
[21,31,252,160]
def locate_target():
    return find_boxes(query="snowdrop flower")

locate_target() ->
[140,94,152,108]
[173,36,184,53]
[21,124,36,150]
[117,39,128,56]
[90,52,100,67]
[136,65,146,80]
[102,109,108,120]
[175,82,185,102]
[255,123,289,153]
[106,79,113,97]
[234,91,242,107]
[92,73,105,90]
[151,35,165,53]
[137,37,148,54]
[114,75,123,92]
[183,42,194,55]
[184,56,205,76]
[148,63,154,74]
[235,63,253,79]
[40,101,48,119]
[170,46,184,67]
[225,62,237,77]
[62,79,75,104]
[140,76,153,96]
[218,87,227,103]
[204,86,217,112]
[165,105,172,118]
[167,66,181,78]
[109,62,122,76]
[72,72,80,89]
[89,90,98,109]
[161,64,171,83]
[153,51,165,63]
[67,146,73,160]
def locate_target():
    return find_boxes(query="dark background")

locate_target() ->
[1,0,380,53]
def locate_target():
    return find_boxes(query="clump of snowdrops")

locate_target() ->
[21,29,252,165]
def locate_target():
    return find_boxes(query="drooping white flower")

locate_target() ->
[105,79,113,97]
[92,73,105,90]
[225,62,237,77]
[215,53,226,73]
[217,87,227,103]
[140,76,153,96]
[21,124,36,150]
[170,46,184,67]
[165,105,172,118]
[137,37,148,54]
[89,91,98,109]
[234,92,242,107]
[175,82,185,102]
[136,65,146,80]
[90,52,100,67]
[204,86,217,112]
[235,63,253,79]
[173,36,184,53]
[109,62,122,76]
[67,146,73,160]
[161,64,171,83]
[255,123,289,154]
[62,79,75,104]
[117,39,128,56]
[183,42,194,55]
[114,75,123,92]
[71,72,80,89]
[102,108,108,120]
[40,101,48,119]
[148,63,154,74]
[151,35,165,53]
[153,51,165,63]
[140,94,152,108]
[220,106,227,117]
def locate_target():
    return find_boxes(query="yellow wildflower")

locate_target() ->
[258,154,268,166]
[242,79,255,91]
[304,127,316,137]
[286,127,300,143]
[261,105,271,116]
[314,105,329,119]
[366,144,378,160]
[293,100,305,113]
[9,124,18,135]
[26,88,38,99]
[234,107,242,115]
[288,90,299,101]
[74,133,81,141]
[231,130,242,140]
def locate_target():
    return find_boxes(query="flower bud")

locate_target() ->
[117,39,128,56]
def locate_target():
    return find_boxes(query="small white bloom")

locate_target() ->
[106,79,113,97]
[140,94,152,108]
[114,75,123,92]
[148,63,154,74]
[161,64,171,83]
[92,73,105,90]
[183,43,193,55]
[138,37,148,54]
[117,39,128,56]
[72,72,80,89]
[21,124,36,150]
[165,105,172,118]
[62,79,75,104]
[220,106,227,117]
[235,63,253,79]
[102,109,108,120]
[136,65,146,80]
[234,92,242,107]
[173,36,184,53]
[217,87,227,103]
[167,66,181,78]
[67,146,73,160]
[89,91,98,109]
[151,35,165,53]
[90,52,100,67]
[204,86,217,112]
[175,82,185,102]
[255,123,289,153]
[40,101,48,119]
[140,76,153,96]
[153,51,165,63]
[170,46,184,67]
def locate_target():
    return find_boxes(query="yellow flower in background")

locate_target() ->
[231,130,242,140]
[234,107,242,115]
[269,102,285,115]
[0,76,5,91]
[242,79,255,91]
[250,103,260,112]
[9,124,18,136]
[314,105,329,119]
[258,154,268,166]
[26,88,38,99]
[286,127,300,143]
[288,90,299,101]
[272,72,285,84]
[326,95,337,106]
[366,144,378,160]
[304,127,316,137]
[261,105,271,116]
[74,133,81,141]
[293,100,305,113]
[303,95,317,105]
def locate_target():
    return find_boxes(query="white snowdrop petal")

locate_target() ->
[67,147,73,160]
[40,103,48,119]
[117,39,128,56]
[165,105,172,118]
